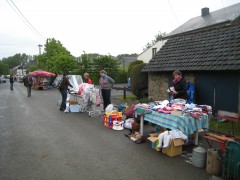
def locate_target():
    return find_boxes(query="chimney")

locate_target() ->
[201,7,209,16]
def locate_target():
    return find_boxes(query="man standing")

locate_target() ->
[9,75,14,90]
[24,72,33,97]
[59,74,73,111]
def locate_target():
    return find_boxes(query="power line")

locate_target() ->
[5,0,46,40]
[167,0,184,33]
[0,43,37,46]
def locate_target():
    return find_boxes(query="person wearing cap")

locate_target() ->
[171,70,188,100]
[59,73,73,111]
[99,70,115,111]
[83,73,92,84]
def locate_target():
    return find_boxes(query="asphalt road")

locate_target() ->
[0,82,208,180]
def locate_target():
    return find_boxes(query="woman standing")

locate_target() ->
[83,73,92,84]
[171,70,188,100]
[99,70,115,111]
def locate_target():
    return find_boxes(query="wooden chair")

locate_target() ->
[204,110,239,151]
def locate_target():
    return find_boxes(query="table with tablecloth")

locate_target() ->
[135,107,210,145]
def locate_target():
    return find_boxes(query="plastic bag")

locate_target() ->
[105,104,114,114]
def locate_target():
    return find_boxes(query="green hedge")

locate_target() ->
[130,63,148,98]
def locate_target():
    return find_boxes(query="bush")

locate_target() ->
[114,69,128,83]
[130,63,148,98]
[128,60,143,76]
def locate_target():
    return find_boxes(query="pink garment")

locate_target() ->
[101,78,104,89]
[158,108,171,114]
[78,83,87,95]
[96,90,101,106]
[172,104,185,110]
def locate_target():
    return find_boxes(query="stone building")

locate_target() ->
[143,3,240,113]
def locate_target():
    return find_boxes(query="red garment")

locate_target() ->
[87,78,92,84]
[84,78,92,84]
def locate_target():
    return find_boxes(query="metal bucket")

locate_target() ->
[192,146,207,168]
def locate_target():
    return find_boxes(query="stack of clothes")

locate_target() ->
[135,99,212,118]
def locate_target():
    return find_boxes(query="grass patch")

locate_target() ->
[115,95,137,101]
[209,118,240,136]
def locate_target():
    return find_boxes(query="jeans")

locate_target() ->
[10,83,13,90]
[27,86,32,97]
[101,89,111,110]
[60,89,67,110]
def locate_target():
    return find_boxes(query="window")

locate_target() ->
[152,48,157,58]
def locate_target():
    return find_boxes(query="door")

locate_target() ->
[195,72,239,115]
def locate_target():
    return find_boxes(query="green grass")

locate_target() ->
[115,95,137,101]
[209,118,240,136]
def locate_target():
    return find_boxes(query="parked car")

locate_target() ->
[18,75,24,83]
[0,75,7,83]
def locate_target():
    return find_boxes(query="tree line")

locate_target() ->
[0,38,134,84]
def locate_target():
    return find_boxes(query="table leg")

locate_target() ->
[194,131,199,145]
[140,115,144,136]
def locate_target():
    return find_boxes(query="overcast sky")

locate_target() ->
[0,0,240,59]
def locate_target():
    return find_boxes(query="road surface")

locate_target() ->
[0,82,208,180]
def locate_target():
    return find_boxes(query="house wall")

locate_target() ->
[148,72,195,101]
[138,40,167,63]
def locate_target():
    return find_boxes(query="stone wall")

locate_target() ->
[148,72,195,101]
[148,72,169,100]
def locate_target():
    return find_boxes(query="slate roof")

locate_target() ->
[143,23,240,72]
[168,3,240,37]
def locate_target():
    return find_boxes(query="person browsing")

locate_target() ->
[99,70,115,111]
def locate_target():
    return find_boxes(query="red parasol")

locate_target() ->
[30,70,55,77]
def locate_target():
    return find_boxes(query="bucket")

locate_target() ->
[192,147,207,168]
[206,148,221,176]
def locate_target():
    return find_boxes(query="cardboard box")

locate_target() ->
[162,139,184,157]
[149,133,160,137]
[171,110,183,117]
[148,133,161,151]
[68,100,78,105]
[148,137,160,152]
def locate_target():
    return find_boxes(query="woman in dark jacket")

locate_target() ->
[171,70,188,100]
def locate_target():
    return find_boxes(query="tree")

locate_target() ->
[128,60,143,76]
[34,38,77,74]
[0,61,9,75]
[78,53,92,75]
[143,31,166,51]
[28,65,38,72]
[90,55,120,83]
[116,53,138,60]
[2,53,29,69]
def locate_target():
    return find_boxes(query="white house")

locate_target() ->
[137,40,167,63]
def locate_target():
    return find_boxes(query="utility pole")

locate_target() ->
[38,44,43,54]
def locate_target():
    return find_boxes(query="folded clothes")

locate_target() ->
[172,104,185,110]
[158,108,171,114]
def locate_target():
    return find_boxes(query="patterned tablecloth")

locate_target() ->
[135,107,210,136]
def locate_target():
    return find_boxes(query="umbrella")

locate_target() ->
[30,70,55,77]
